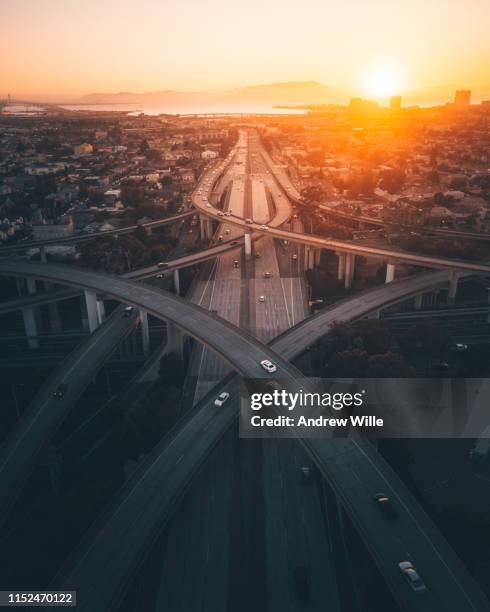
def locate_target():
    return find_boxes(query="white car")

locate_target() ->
[260,359,277,373]
[259,225,269,231]
[217,211,224,216]
[398,561,427,594]
[214,391,230,407]
[245,218,254,224]
[259,295,266,302]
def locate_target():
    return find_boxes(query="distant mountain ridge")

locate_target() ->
[73,81,335,106]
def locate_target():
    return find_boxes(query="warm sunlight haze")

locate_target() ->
[1,0,490,104]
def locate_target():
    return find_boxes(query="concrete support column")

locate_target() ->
[84,290,99,333]
[139,309,150,356]
[206,219,213,239]
[344,253,355,289]
[244,231,252,258]
[337,253,346,280]
[48,302,62,331]
[22,307,39,349]
[385,262,396,284]
[173,269,180,296]
[96,297,105,324]
[448,270,460,304]
[414,293,423,310]
[22,278,40,349]
[200,216,207,240]
[166,322,184,359]
[40,246,47,263]
[314,249,322,266]
[308,248,315,270]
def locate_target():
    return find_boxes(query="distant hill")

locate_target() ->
[220,81,333,104]
[72,81,336,107]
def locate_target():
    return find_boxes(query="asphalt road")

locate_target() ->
[0,305,139,528]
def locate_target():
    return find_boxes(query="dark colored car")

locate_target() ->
[374,493,398,519]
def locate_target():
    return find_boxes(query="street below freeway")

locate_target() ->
[0,305,139,528]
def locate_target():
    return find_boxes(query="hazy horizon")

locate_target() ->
[2,0,490,103]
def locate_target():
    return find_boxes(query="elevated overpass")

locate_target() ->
[320,205,490,242]
[193,156,490,278]
[0,305,140,526]
[0,211,193,255]
[2,262,485,612]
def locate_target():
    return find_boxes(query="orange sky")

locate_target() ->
[1,0,490,101]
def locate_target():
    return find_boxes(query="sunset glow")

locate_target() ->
[1,0,490,103]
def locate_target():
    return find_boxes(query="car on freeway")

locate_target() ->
[255,252,261,259]
[225,229,230,235]
[292,254,298,260]
[451,343,468,351]
[206,203,212,208]
[259,225,269,230]
[157,262,169,268]
[398,561,427,594]
[52,384,68,399]
[260,359,277,373]
[263,272,271,278]
[258,295,266,302]
[373,493,398,519]
[300,467,311,484]
[218,235,223,241]
[225,211,231,216]
[214,392,230,407]
[233,260,239,268]
[156,273,164,279]
[245,218,254,224]
[217,212,224,217]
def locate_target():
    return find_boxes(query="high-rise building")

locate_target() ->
[389,95,402,111]
[454,90,471,108]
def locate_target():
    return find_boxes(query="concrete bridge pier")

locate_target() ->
[385,262,396,284]
[18,278,40,349]
[337,253,346,280]
[448,270,460,304]
[199,216,207,240]
[314,249,322,266]
[173,269,181,296]
[83,290,104,333]
[244,231,252,258]
[344,253,355,289]
[414,293,423,310]
[40,246,47,263]
[139,309,150,356]
[166,322,184,359]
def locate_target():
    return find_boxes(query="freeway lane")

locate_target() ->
[193,163,490,275]
[321,204,490,242]
[0,261,301,381]
[272,269,473,359]
[0,305,139,528]
[3,262,487,611]
[0,211,194,254]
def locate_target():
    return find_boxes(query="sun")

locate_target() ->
[363,62,403,99]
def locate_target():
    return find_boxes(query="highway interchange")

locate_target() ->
[0,130,489,611]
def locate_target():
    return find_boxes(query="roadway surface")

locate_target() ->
[321,204,490,242]
[0,211,193,254]
[2,265,489,612]
[1,140,489,610]
[192,158,490,275]
[0,305,139,527]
